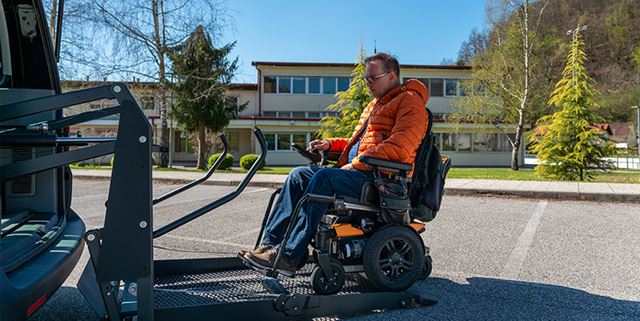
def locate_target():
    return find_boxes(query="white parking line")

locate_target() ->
[161,234,249,248]
[155,187,271,208]
[500,200,548,280]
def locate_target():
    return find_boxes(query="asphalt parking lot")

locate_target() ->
[31,180,640,321]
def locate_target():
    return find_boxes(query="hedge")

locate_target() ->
[240,154,265,170]
[208,153,234,170]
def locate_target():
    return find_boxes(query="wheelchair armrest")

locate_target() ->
[359,156,412,175]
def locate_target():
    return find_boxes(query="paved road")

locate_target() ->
[31,181,640,320]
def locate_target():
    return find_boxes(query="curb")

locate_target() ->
[73,174,640,203]
[444,188,640,203]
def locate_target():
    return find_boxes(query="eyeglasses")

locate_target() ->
[364,72,388,84]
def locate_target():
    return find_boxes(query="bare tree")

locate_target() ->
[454,0,548,170]
[63,0,234,167]
[457,28,489,65]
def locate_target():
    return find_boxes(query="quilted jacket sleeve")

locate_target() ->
[351,93,428,171]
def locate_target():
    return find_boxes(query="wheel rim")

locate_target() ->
[377,237,415,282]
[318,268,340,291]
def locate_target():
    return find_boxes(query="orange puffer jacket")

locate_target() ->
[327,79,429,176]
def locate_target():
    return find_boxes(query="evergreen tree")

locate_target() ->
[169,26,245,170]
[530,27,613,181]
[318,44,372,138]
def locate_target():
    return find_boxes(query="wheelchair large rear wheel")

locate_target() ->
[363,225,424,292]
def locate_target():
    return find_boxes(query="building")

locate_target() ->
[63,61,525,167]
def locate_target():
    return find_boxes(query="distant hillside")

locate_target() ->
[460,0,640,122]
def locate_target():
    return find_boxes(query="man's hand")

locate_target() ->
[308,139,330,152]
[340,163,354,170]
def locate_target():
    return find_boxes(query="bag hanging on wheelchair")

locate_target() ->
[373,177,411,225]
[410,134,451,222]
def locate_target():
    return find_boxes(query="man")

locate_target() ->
[240,52,429,276]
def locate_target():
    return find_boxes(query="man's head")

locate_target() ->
[364,52,401,99]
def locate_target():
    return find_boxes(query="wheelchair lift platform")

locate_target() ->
[146,258,434,320]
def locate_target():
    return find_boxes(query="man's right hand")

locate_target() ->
[308,139,330,152]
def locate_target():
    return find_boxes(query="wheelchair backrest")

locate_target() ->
[408,109,451,222]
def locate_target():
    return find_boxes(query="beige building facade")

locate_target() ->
[63,61,524,167]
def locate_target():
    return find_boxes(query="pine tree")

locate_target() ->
[168,26,245,170]
[318,44,372,138]
[530,27,613,181]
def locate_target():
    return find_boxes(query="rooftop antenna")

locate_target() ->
[373,40,377,54]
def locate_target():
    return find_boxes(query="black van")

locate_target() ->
[0,0,85,319]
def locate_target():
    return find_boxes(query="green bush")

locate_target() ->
[110,156,115,167]
[208,153,234,170]
[240,154,265,170]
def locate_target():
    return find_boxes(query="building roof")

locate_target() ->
[228,83,258,90]
[607,122,633,137]
[252,61,472,70]
[62,80,257,90]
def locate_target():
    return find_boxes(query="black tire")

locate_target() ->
[311,258,345,295]
[418,255,433,280]
[363,225,425,292]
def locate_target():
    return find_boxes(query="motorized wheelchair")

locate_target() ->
[242,109,450,296]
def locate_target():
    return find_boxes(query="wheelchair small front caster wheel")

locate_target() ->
[418,255,433,280]
[311,258,345,295]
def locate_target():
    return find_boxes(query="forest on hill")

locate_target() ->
[457,0,640,122]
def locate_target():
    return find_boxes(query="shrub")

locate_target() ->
[110,155,115,167]
[208,153,234,170]
[240,154,265,170]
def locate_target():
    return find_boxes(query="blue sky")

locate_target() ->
[221,0,488,83]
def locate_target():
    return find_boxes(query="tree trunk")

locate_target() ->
[48,0,58,42]
[153,0,169,167]
[196,126,207,170]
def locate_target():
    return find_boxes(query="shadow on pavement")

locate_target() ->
[408,276,640,321]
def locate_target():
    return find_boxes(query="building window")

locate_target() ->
[308,77,320,94]
[265,134,276,151]
[432,113,447,121]
[225,131,240,153]
[441,133,456,151]
[264,76,277,93]
[416,78,429,89]
[473,133,499,152]
[457,133,472,152]
[292,134,306,148]
[263,111,276,117]
[140,96,155,110]
[430,78,444,97]
[175,131,195,153]
[499,134,516,152]
[337,77,350,92]
[277,111,291,118]
[445,79,459,96]
[277,134,291,150]
[307,112,321,118]
[292,77,305,94]
[323,77,337,94]
[292,112,305,118]
[278,77,291,94]
[265,133,311,151]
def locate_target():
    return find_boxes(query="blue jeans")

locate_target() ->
[261,166,374,263]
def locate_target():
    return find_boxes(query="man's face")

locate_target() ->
[364,59,398,99]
